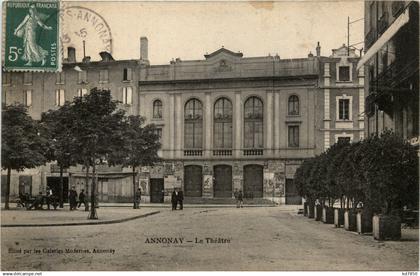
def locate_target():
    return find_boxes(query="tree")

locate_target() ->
[119,116,161,209]
[359,131,418,214]
[1,104,48,209]
[69,88,127,219]
[40,103,77,208]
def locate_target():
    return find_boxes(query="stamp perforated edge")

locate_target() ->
[2,0,62,72]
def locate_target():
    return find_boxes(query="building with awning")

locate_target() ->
[360,1,418,142]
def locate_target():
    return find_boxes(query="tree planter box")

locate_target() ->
[314,205,322,221]
[344,209,357,231]
[307,203,314,218]
[357,209,373,234]
[334,208,344,227]
[303,202,308,216]
[322,207,334,224]
[373,215,401,241]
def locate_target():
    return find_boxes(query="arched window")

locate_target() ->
[214,98,232,148]
[244,96,263,148]
[184,99,203,148]
[288,95,299,115]
[153,100,162,119]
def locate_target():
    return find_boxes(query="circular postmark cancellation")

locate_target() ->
[60,5,113,62]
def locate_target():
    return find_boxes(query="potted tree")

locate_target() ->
[361,132,418,240]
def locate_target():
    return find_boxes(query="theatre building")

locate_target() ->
[1,39,364,204]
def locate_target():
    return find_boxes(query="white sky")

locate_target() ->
[66,1,364,64]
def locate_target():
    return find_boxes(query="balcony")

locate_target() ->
[243,149,263,156]
[184,149,203,156]
[365,28,376,49]
[392,1,405,17]
[378,12,389,35]
[213,149,232,156]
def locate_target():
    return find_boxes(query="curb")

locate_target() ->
[1,210,160,228]
[99,205,277,208]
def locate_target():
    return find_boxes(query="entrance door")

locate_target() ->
[214,165,232,198]
[150,179,164,203]
[184,165,202,197]
[243,165,263,198]
[285,178,302,205]
[47,177,69,203]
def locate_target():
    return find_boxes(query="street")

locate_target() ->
[1,207,418,271]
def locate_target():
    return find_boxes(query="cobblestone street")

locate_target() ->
[1,207,418,271]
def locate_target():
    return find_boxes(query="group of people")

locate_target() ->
[68,186,87,211]
[171,189,184,210]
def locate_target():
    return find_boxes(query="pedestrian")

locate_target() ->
[135,188,142,209]
[171,189,178,210]
[234,189,239,208]
[69,186,78,210]
[177,189,184,210]
[238,189,244,208]
[78,189,87,209]
[46,186,53,210]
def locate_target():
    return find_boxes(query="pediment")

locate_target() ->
[204,47,243,60]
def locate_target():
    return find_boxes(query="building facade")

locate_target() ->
[2,39,364,204]
[358,1,419,142]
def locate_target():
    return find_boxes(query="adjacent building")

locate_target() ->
[2,38,364,204]
[358,1,419,142]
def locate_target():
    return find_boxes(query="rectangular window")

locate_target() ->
[337,137,351,143]
[23,72,32,85]
[55,89,65,106]
[78,71,87,83]
[77,88,88,97]
[24,90,32,107]
[338,66,350,81]
[122,87,132,105]
[123,68,132,81]
[99,69,109,83]
[56,72,65,84]
[2,90,7,105]
[338,99,350,120]
[3,72,11,85]
[288,126,299,147]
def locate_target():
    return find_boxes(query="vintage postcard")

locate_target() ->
[1,0,419,273]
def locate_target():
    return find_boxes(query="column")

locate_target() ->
[175,93,182,158]
[204,92,212,157]
[234,91,242,158]
[358,66,365,140]
[274,91,280,154]
[266,90,273,155]
[169,94,175,159]
[323,63,331,150]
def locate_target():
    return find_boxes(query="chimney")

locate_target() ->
[140,37,148,61]
[316,42,321,57]
[68,47,76,63]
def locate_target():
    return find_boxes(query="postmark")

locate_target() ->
[60,5,112,61]
[4,0,60,71]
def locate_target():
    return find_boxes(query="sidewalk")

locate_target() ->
[1,207,160,227]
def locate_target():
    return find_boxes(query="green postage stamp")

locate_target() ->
[4,0,60,71]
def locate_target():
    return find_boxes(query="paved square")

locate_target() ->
[1,207,418,270]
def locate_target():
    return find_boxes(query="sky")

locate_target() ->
[64,0,365,64]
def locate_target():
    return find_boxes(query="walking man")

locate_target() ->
[234,189,239,208]
[69,186,78,210]
[46,186,53,210]
[135,188,142,209]
[78,189,87,210]
[177,189,184,210]
[171,189,178,210]
[238,189,244,208]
